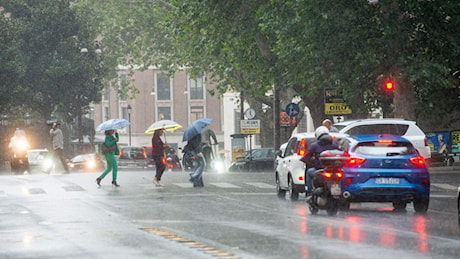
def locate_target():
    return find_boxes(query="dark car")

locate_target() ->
[229,148,276,172]
[342,134,430,213]
[68,153,105,172]
[118,146,149,168]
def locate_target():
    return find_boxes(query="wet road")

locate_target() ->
[0,166,459,258]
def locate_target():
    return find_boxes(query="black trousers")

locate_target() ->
[153,156,165,180]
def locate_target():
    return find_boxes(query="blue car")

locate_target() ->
[341,134,430,213]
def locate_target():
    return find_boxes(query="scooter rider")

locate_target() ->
[300,126,339,195]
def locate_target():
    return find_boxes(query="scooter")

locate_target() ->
[164,148,182,171]
[181,148,196,171]
[307,149,349,216]
[10,138,30,175]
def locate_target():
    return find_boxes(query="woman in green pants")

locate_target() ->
[96,130,120,187]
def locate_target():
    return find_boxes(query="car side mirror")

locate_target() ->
[276,149,283,158]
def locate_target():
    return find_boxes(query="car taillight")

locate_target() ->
[162,157,167,164]
[410,156,425,167]
[297,138,307,156]
[378,139,393,143]
[345,177,353,187]
[421,178,429,187]
[143,150,147,158]
[119,150,123,157]
[348,156,366,166]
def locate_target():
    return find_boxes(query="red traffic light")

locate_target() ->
[385,80,394,91]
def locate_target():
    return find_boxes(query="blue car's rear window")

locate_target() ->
[353,141,416,156]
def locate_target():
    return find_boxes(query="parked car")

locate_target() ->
[142,145,155,167]
[118,146,149,168]
[341,134,430,213]
[334,118,431,160]
[229,148,276,172]
[67,153,105,172]
[275,132,348,200]
[27,149,52,172]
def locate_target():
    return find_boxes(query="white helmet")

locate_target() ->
[315,126,329,140]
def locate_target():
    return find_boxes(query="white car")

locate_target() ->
[275,132,348,200]
[334,118,431,160]
[27,149,53,172]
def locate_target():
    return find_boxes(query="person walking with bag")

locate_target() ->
[151,129,169,186]
[96,130,120,187]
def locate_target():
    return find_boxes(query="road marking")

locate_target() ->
[246,182,275,189]
[431,183,458,190]
[140,227,241,259]
[209,182,241,188]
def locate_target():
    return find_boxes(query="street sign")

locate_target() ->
[324,88,352,115]
[285,103,300,117]
[240,119,260,134]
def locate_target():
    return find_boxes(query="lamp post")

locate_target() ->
[127,105,132,146]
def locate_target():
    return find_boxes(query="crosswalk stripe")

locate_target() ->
[209,182,241,188]
[246,182,276,189]
[431,183,458,190]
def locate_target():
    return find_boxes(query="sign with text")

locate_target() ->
[451,130,460,153]
[324,88,352,115]
[240,119,260,134]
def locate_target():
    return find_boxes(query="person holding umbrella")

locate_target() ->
[151,129,169,186]
[183,118,212,187]
[96,130,120,187]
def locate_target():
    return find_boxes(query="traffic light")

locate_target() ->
[385,80,394,91]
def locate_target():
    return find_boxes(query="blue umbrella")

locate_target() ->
[182,118,213,142]
[96,118,130,131]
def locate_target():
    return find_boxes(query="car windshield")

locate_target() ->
[346,124,409,136]
[352,141,416,156]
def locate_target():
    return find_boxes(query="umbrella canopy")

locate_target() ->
[145,120,182,134]
[96,118,130,131]
[183,118,213,142]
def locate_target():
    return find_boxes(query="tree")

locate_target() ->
[1,0,109,144]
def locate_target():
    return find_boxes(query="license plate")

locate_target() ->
[330,183,341,196]
[375,177,400,184]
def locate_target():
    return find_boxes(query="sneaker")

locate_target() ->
[153,177,161,186]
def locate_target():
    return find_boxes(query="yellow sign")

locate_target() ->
[325,103,352,115]
[240,120,260,134]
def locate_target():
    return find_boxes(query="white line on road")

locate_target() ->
[246,182,276,189]
[209,182,241,188]
[431,183,458,190]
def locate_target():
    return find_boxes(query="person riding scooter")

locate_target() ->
[300,126,339,195]
[8,128,30,173]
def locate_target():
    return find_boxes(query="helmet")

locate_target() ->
[315,126,329,140]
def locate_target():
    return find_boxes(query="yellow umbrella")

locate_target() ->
[145,120,182,134]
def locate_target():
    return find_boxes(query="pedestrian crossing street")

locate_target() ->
[0,180,457,198]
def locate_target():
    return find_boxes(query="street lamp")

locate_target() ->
[127,105,132,146]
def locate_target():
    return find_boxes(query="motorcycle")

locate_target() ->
[307,149,349,216]
[181,148,196,171]
[164,148,182,171]
[9,137,30,175]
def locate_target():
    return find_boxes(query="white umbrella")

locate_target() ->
[96,118,130,131]
[145,120,182,134]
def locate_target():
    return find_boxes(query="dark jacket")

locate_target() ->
[300,134,339,169]
[151,134,165,157]
[184,134,202,153]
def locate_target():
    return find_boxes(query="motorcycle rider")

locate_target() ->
[300,126,339,195]
[8,128,30,172]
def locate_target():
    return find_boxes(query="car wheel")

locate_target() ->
[392,201,407,211]
[288,175,299,201]
[276,174,286,199]
[413,198,429,213]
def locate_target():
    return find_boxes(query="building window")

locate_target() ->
[158,107,171,120]
[121,106,129,120]
[103,87,110,101]
[156,72,171,100]
[189,73,204,100]
[104,106,110,121]
[119,72,127,101]
[190,106,204,122]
